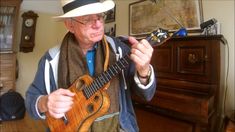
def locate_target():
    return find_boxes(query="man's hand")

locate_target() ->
[38,88,75,118]
[128,37,153,84]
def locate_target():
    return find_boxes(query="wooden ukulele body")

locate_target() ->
[46,75,110,132]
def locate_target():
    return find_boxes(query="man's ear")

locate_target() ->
[64,19,74,33]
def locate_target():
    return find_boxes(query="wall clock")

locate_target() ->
[20,10,38,53]
[25,18,34,27]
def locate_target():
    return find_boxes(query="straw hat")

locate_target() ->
[54,0,115,19]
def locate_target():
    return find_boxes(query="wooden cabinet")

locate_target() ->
[0,0,21,52]
[0,0,21,94]
[133,35,226,132]
[0,53,16,94]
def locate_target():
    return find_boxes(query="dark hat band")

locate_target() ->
[63,0,99,14]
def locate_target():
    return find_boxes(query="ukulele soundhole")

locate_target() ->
[94,95,99,102]
[87,103,94,113]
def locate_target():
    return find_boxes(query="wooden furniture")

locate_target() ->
[20,10,38,52]
[0,112,47,132]
[133,35,226,132]
[0,53,16,95]
[0,0,21,95]
[224,116,235,132]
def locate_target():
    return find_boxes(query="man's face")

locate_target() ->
[69,14,105,45]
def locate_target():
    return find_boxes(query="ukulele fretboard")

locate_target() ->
[82,55,130,99]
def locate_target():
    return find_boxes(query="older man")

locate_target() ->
[25,0,156,132]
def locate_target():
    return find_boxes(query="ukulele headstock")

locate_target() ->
[146,28,170,47]
[117,28,171,47]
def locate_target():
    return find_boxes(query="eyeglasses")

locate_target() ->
[71,14,106,26]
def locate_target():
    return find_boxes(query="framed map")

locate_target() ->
[129,0,203,36]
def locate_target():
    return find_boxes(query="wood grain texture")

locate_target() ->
[46,75,110,132]
[0,113,47,132]
[133,35,226,132]
[0,53,16,95]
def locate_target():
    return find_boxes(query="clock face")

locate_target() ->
[25,18,34,27]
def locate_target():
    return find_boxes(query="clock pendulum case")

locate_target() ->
[20,10,38,52]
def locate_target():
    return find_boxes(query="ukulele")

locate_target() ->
[46,28,171,132]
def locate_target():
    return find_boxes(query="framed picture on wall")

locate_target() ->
[129,0,203,37]
[105,6,116,23]
[105,23,116,37]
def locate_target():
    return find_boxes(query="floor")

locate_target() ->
[0,113,47,132]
